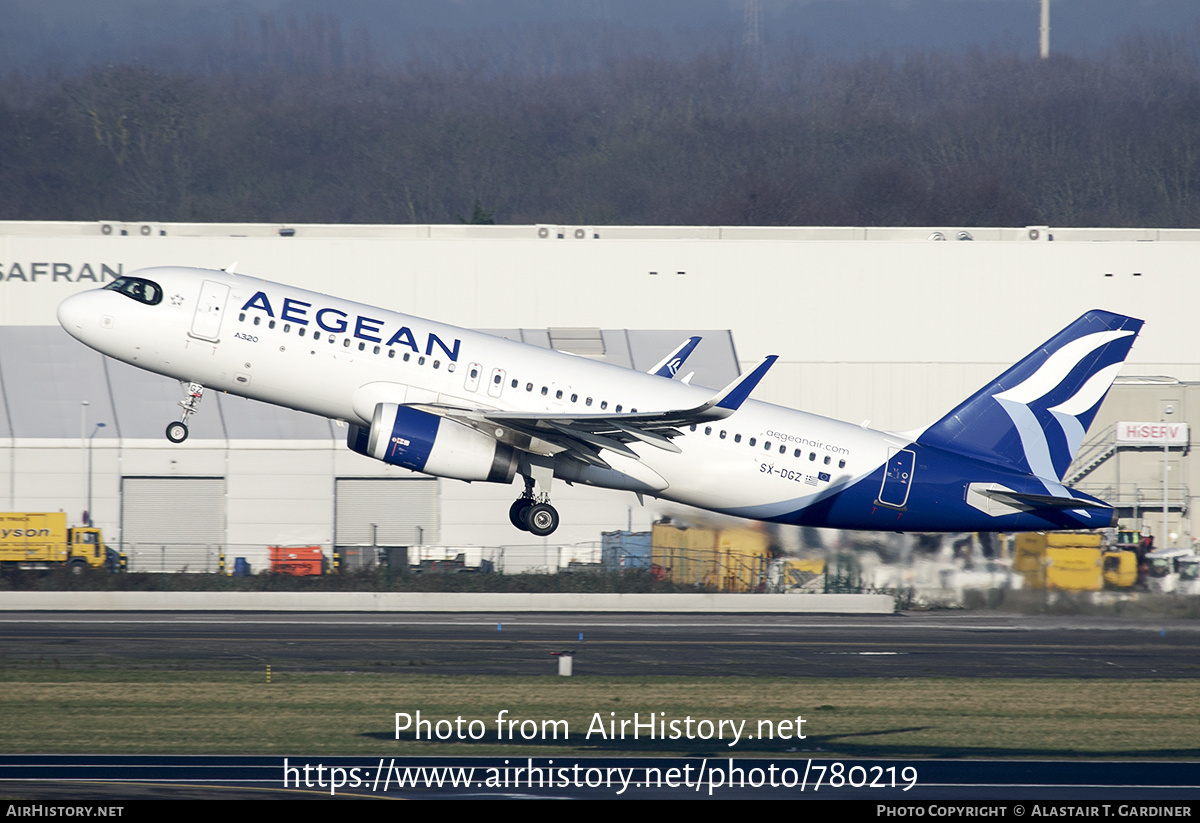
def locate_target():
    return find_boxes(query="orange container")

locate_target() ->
[269,546,324,576]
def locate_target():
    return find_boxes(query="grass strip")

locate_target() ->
[0,669,1195,759]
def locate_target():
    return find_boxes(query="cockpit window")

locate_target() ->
[104,277,163,306]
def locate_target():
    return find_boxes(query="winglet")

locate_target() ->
[647,336,702,378]
[696,355,777,417]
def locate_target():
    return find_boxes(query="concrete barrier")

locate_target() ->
[0,591,895,613]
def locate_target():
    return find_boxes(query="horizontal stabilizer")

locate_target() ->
[980,488,1111,511]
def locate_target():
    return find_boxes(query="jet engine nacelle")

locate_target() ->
[347,403,518,484]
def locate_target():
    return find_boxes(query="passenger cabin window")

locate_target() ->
[104,277,163,306]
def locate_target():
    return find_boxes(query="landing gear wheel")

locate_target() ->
[166,421,189,443]
[524,503,560,537]
[509,498,534,531]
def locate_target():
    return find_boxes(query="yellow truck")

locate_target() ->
[0,512,108,573]
[1014,531,1137,591]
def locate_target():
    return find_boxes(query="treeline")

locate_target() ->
[1,36,1198,227]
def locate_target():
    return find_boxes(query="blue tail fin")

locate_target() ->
[917,310,1143,482]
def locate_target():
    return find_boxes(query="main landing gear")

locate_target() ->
[509,473,560,537]
[165,381,204,443]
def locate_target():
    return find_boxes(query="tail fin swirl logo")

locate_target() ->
[918,310,1143,483]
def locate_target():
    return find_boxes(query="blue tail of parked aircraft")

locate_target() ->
[917,310,1143,482]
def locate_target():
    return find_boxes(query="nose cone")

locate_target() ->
[57,290,109,348]
[57,291,90,337]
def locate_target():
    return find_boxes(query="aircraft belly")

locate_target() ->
[353,382,409,424]
[182,338,360,421]
[650,427,896,517]
[556,453,668,493]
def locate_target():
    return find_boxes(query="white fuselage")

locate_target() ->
[57,266,900,520]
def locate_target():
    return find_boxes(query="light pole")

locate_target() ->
[86,422,106,527]
[80,400,89,524]
[1039,0,1051,60]
[1163,405,1174,549]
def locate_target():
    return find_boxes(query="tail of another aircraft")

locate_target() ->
[917,310,1143,482]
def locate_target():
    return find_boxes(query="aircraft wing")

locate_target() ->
[409,355,777,468]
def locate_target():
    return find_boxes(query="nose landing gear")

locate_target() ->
[165,382,205,443]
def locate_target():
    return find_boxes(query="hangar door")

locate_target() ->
[335,478,440,555]
[121,477,226,572]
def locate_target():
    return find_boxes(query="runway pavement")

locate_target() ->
[2,611,1198,677]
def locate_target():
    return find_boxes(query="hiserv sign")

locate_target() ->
[1116,422,1190,445]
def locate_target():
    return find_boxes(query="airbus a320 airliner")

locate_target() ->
[57,266,1141,537]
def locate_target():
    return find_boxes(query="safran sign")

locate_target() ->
[1116,422,1190,445]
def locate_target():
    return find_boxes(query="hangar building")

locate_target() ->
[0,221,1195,569]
